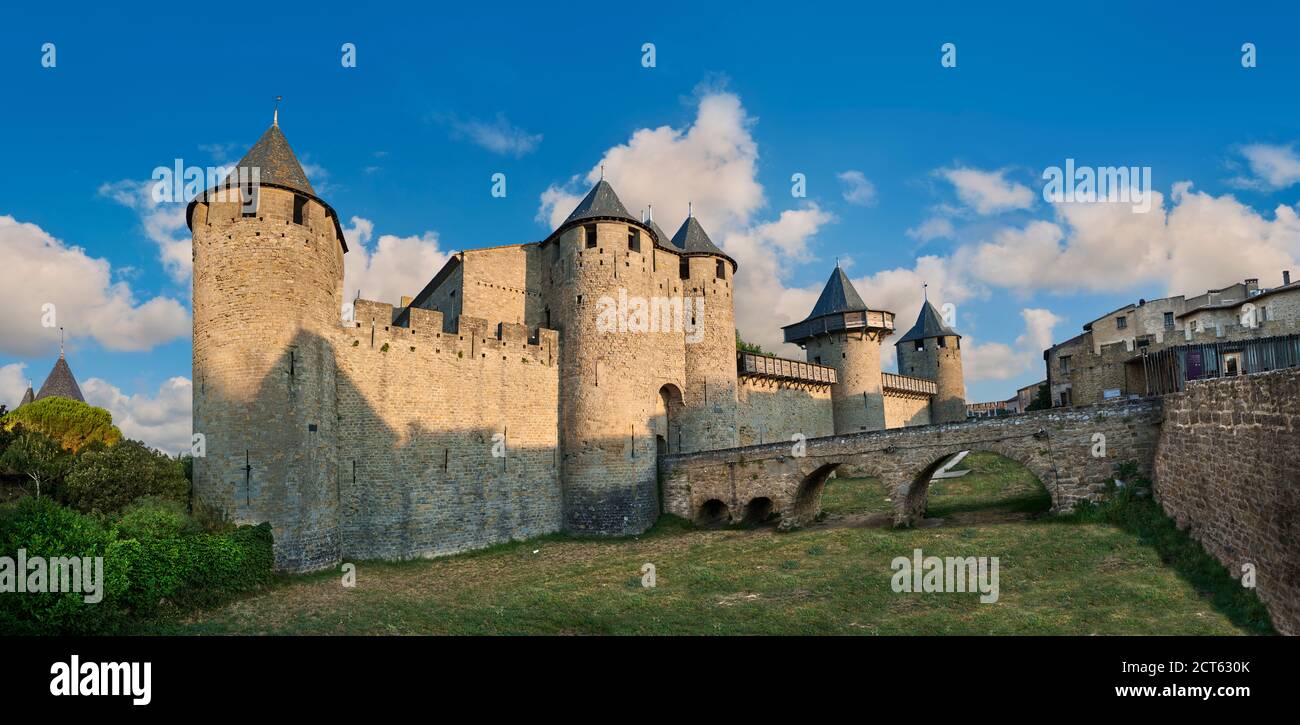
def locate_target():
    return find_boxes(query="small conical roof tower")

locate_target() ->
[669,208,736,270]
[897,298,960,344]
[642,206,670,246]
[17,384,34,408]
[783,263,894,345]
[34,353,84,403]
[185,109,347,251]
[563,179,639,226]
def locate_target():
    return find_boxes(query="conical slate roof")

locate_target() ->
[643,212,670,246]
[223,122,315,196]
[670,216,728,257]
[563,180,637,226]
[897,299,960,343]
[34,355,84,403]
[807,266,868,319]
[18,386,34,408]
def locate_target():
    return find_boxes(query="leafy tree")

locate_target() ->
[0,397,122,452]
[62,440,190,515]
[0,428,73,499]
[1025,383,1051,411]
[736,331,768,355]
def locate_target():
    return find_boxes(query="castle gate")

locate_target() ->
[658,399,1163,527]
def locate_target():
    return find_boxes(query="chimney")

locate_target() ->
[1285,270,1292,286]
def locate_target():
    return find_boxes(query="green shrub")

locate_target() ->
[0,397,122,452]
[0,497,128,634]
[0,497,275,630]
[62,440,189,515]
[0,428,74,499]
[114,497,200,540]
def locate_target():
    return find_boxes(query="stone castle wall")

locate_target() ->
[1153,368,1300,635]
[883,391,931,428]
[336,299,563,560]
[736,379,832,446]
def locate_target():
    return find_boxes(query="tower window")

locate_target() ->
[716,260,725,279]
[241,187,258,218]
[679,258,690,279]
[293,195,307,225]
[1116,316,1128,329]
[584,224,597,248]
[938,336,947,348]
[628,227,641,252]
[913,340,924,352]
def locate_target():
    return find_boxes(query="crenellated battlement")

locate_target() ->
[342,299,558,366]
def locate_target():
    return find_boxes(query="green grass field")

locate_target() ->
[139,452,1273,635]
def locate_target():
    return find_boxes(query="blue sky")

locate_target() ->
[3,1,1300,450]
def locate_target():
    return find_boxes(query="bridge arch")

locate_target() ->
[896,444,1056,525]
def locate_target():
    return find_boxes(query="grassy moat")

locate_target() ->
[140,453,1273,635]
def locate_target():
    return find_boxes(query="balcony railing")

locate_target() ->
[737,352,837,385]
[881,372,938,396]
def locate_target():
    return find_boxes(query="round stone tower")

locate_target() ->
[188,116,347,572]
[783,265,895,434]
[895,297,965,424]
[548,180,669,536]
[669,212,739,453]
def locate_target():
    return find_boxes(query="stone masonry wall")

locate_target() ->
[337,300,563,560]
[1153,368,1300,635]
[736,378,833,446]
[883,392,931,428]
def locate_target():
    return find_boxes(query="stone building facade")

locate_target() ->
[189,119,965,571]
[1046,272,1300,407]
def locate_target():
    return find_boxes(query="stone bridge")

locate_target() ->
[659,399,1163,527]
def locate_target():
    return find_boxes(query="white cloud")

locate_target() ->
[537,91,763,234]
[0,363,28,410]
[906,216,954,243]
[1233,143,1300,190]
[82,376,193,455]
[837,170,877,206]
[442,113,542,157]
[941,166,1035,215]
[965,185,1300,296]
[341,216,452,311]
[0,215,190,357]
[963,308,1062,385]
[99,179,192,282]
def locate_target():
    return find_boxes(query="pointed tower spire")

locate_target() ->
[273,95,282,127]
[58,326,65,359]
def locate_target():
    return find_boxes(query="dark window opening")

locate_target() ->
[628,227,641,252]
[293,195,307,225]
[913,340,924,352]
[1116,316,1128,329]
[584,224,597,248]
[679,257,690,279]
[938,336,948,348]
[716,259,725,279]
[1163,311,1175,330]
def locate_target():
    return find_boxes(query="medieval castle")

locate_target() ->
[190,118,965,572]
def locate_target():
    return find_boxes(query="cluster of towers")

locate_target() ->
[784,266,966,433]
[188,116,964,571]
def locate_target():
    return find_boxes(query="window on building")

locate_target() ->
[1060,355,1072,373]
[1116,316,1128,329]
[716,259,725,279]
[628,227,641,252]
[1060,389,1073,406]
[679,257,690,279]
[1163,311,1174,330]
[584,224,597,248]
[913,340,924,352]
[241,187,258,218]
[938,337,948,348]
[293,194,307,225]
